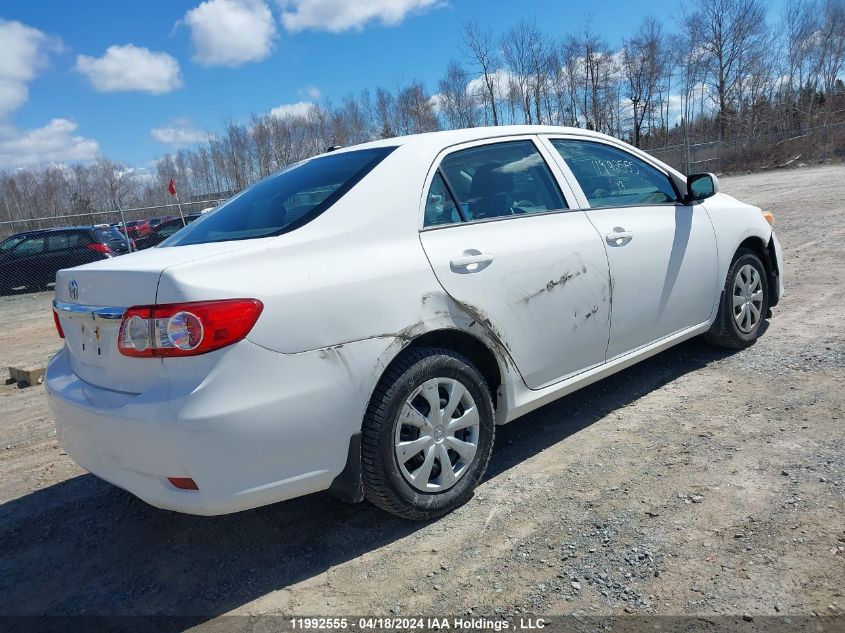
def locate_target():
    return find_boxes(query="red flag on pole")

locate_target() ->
[167,178,177,196]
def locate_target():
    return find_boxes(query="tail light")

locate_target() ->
[87,243,114,256]
[53,309,65,338]
[118,299,263,357]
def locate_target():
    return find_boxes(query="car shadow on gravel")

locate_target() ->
[485,337,738,478]
[0,338,737,626]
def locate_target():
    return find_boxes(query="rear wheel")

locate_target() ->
[704,248,769,349]
[361,347,495,520]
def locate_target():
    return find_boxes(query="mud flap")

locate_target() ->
[707,290,729,337]
[328,432,364,503]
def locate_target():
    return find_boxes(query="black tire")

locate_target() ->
[361,347,495,520]
[704,247,769,349]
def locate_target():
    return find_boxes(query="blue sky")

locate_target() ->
[0,0,786,169]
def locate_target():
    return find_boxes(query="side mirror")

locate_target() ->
[686,173,719,202]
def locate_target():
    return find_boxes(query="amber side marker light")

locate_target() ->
[168,477,199,490]
[762,211,775,225]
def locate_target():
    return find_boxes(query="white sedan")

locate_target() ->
[46,126,783,520]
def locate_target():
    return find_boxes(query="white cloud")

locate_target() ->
[269,100,314,118]
[0,119,99,168]
[183,0,277,67]
[428,92,444,115]
[466,68,518,102]
[0,19,61,118]
[279,0,442,33]
[151,119,211,147]
[75,45,182,95]
[299,84,321,99]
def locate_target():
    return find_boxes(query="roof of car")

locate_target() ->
[3,226,109,238]
[328,124,686,180]
[332,125,612,154]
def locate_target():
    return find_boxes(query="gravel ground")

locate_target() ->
[0,164,843,625]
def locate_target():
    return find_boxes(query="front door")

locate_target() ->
[545,137,718,359]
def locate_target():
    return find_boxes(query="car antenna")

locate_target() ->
[324,145,343,153]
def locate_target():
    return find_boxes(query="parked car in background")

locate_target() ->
[113,219,152,240]
[0,226,130,294]
[134,213,202,249]
[47,125,783,520]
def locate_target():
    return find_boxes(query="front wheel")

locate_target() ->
[704,247,769,349]
[361,347,495,520]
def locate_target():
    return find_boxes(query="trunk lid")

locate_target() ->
[53,242,257,393]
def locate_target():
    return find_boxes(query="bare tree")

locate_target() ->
[461,20,501,125]
[622,17,668,146]
[683,0,769,139]
[395,81,440,135]
[438,59,478,128]
[95,158,135,211]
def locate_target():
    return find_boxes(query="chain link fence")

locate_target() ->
[645,121,845,175]
[1,122,843,296]
[0,198,226,295]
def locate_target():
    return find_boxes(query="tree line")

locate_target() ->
[2,0,843,230]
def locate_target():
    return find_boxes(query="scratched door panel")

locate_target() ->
[420,211,610,390]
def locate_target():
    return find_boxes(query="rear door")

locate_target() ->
[419,137,611,390]
[45,231,99,285]
[3,234,47,290]
[543,136,718,359]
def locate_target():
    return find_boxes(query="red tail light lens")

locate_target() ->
[53,309,65,338]
[87,243,114,256]
[118,299,263,357]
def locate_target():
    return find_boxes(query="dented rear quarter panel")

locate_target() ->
[155,143,522,394]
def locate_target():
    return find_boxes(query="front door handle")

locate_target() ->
[605,228,634,245]
[450,251,494,272]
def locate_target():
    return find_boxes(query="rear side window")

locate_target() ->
[165,147,396,246]
[93,228,120,242]
[424,172,462,227]
[431,140,566,225]
[47,233,79,251]
[550,139,678,208]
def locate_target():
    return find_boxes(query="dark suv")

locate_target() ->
[0,226,130,294]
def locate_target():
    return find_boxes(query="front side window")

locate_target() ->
[164,146,396,246]
[550,139,678,208]
[0,236,25,253]
[12,236,45,256]
[435,140,567,223]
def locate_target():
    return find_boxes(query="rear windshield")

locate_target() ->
[163,146,396,246]
[93,228,125,242]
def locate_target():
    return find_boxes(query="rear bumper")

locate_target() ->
[45,337,388,515]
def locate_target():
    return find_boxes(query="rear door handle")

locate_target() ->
[450,252,494,270]
[605,229,634,245]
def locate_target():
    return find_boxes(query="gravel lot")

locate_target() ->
[0,164,843,625]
